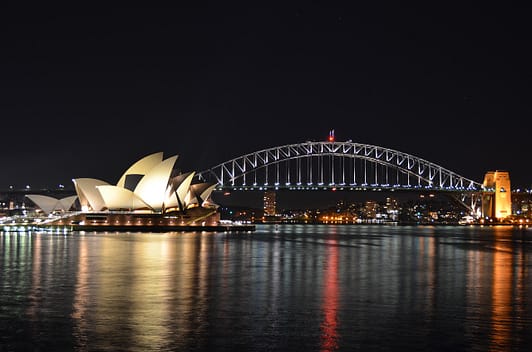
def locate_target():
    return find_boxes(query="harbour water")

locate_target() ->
[1,224,531,351]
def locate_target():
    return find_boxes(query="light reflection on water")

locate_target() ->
[320,234,339,352]
[0,225,531,351]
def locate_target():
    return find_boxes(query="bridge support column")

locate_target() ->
[482,170,511,221]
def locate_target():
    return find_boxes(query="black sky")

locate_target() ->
[1,3,531,189]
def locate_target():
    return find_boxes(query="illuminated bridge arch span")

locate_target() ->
[197,141,483,191]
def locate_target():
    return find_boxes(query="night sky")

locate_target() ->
[1,3,531,190]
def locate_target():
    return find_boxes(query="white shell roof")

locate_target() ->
[134,155,178,211]
[58,195,78,211]
[26,194,79,215]
[26,194,59,215]
[73,178,109,211]
[116,152,165,188]
[97,185,151,211]
[166,172,196,210]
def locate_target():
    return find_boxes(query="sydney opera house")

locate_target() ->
[23,152,251,231]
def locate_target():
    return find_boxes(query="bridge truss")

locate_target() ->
[197,141,483,192]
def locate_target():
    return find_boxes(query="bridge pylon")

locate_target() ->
[481,170,511,221]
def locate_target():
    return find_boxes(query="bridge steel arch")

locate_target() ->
[197,141,483,192]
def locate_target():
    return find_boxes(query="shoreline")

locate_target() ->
[2,223,256,233]
[260,221,527,227]
[2,222,528,233]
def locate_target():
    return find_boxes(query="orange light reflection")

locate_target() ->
[489,230,513,351]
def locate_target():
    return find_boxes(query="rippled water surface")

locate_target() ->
[1,224,531,351]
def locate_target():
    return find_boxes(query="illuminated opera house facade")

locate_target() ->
[28,152,231,230]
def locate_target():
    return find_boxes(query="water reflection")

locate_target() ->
[488,227,524,351]
[67,233,217,351]
[0,226,531,351]
[320,235,339,351]
[28,233,41,321]
[461,226,530,352]
[72,236,89,350]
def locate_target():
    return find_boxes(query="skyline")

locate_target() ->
[1,4,531,189]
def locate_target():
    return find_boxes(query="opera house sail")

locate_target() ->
[16,152,253,231]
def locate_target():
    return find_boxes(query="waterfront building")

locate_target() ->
[14,152,243,230]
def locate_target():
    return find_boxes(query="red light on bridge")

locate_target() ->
[328,129,335,142]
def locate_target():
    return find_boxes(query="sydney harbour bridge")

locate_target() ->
[196,140,487,215]
[197,140,482,191]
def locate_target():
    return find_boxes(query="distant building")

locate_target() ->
[363,200,378,219]
[482,170,511,220]
[263,190,277,216]
[385,197,399,221]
